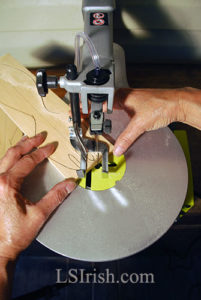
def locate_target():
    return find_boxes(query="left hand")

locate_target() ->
[0,132,76,260]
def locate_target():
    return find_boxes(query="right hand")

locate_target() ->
[113,88,187,156]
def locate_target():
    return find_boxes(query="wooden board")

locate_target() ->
[0,109,23,159]
[0,54,112,179]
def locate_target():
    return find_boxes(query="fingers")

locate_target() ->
[0,132,47,173]
[9,142,57,182]
[113,117,144,156]
[112,88,143,155]
[34,179,77,221]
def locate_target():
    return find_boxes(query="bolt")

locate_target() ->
[93,111,101,119]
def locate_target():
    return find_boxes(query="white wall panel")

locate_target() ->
[0,0,201,66]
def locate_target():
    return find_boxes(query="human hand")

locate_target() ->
[0,132,76,261]
[113,88,186,156]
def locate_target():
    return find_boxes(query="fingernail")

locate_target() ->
[43,142,58,155]
[21,135,28,141]
[66,180,77,194]
[50,141,59,150]
[113,146,124,157]
[36,131,47,138]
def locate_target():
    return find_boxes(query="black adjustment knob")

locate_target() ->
[85,68,111,86]
[36,69,48,97]
[36,69,58,97]
[66,64,78,80]
[103,119,112,134]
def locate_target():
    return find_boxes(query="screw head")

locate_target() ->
[93,111,101,119]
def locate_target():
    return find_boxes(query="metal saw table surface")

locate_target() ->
[0,63,196,262]
[27,62,195,261]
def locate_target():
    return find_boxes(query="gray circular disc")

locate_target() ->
[34,112,188,261]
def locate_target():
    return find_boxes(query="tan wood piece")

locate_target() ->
[0,110,22,159]
[0,54,112,179]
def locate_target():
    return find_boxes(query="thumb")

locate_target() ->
[113,118,144,156]
[35,179,77,221]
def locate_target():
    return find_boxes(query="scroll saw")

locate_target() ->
[23,0,188,261]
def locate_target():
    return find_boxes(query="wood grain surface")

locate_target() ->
[0,54,112,179]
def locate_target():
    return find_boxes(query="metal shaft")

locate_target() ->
[70,93,87,161]
[70,93,81,127]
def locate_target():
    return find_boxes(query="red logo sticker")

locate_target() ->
[93,19,105,26]
[93,13,105,19]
